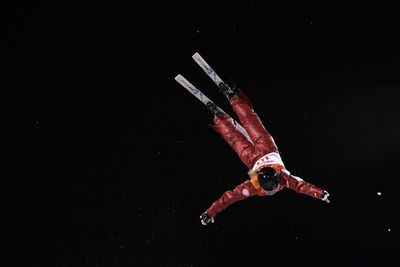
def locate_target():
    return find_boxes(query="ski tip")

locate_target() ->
[192,52,200,59]
[174,74,183,81]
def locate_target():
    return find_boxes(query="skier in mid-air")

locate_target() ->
[175,53,330,226]
[200,86,330,225]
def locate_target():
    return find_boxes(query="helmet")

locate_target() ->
[257,167,279,191]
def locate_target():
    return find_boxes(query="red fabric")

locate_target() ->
[280,171,324,199]
[206,173,324,218]
[206,180,258,218]
[211,89,278,169]
[206,89,326,218]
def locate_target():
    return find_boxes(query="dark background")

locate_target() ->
[8,0,399,266]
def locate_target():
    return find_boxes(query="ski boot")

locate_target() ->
[218,81,237,100]
[206,101,223,116]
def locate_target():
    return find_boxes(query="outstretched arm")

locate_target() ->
[280,169,329,202]
[202,180,257,223]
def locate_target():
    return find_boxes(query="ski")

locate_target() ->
[192,52,231,91]
[174,74,253,144]
[174,74,215,107]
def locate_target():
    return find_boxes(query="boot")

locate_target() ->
[218,82,237,100]
[206,101,223,116]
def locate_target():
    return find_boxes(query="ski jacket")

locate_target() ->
[205,152,324,218]
[206,90,326,218]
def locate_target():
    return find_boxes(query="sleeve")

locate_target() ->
[205,180,258,218]
[280,169,325,199]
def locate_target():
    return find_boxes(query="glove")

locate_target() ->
[200,212,214,225]
[321,191,330,203]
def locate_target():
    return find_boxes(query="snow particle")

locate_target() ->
[377,192,382,196]
[388,228,391,232]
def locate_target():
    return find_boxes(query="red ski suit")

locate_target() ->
[206,89,325,218]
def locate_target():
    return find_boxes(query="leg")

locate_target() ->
[211,113,259,169]
[229,90,278,154]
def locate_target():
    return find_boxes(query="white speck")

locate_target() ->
[388,228,391,232]
[310,21,313,24]
[242,188,250,197]
[377,192,382,196]
[196,30,200,34]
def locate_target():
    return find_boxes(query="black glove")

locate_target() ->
[200,212,214,225]
[321,191,330,203]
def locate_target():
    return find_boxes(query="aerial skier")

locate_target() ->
[175,53,330,226]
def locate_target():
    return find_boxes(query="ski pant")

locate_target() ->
[210,89,278,169]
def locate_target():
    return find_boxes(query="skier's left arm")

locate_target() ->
[280,169,330,203]
[200,180,258,225]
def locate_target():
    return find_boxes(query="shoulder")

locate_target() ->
[239,180,258,197]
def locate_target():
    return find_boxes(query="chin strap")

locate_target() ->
[263,184,280,196]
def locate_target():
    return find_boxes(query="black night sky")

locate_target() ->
[9,1,399,266]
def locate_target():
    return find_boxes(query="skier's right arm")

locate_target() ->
[202,180,258,222]
[280,169,328,201]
